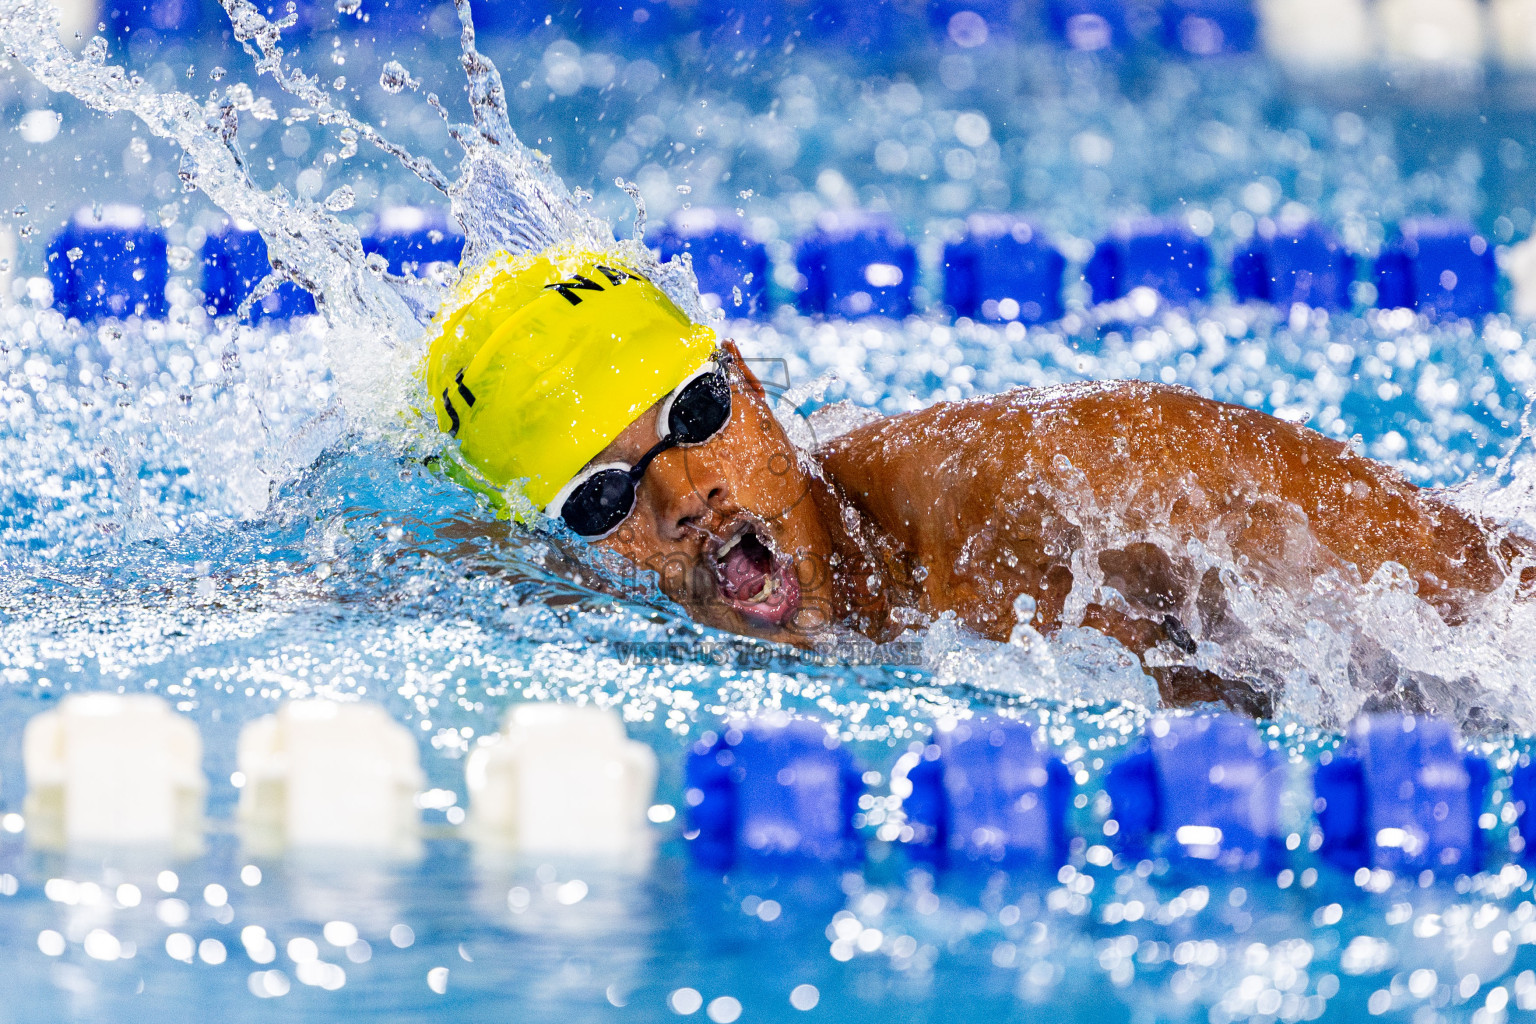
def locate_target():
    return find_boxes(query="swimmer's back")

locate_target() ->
[817,380,1516,617]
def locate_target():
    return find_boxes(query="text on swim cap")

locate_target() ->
[542,264,633,305]
[441,367,477,438]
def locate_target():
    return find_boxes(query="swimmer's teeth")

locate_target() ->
[749,576,777,604]
[717,532,743,558]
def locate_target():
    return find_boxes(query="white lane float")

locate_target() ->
[24,693,206,852]
[1377,0,1486,65]
[238,701,424,857]
[466,704,657,856]
[48,0,98,46]
[1256,0,1374,70]
[1491,0,1536,68]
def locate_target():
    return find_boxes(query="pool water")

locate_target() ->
[5,2,1536,1022]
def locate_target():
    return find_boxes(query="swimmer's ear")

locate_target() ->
[721,339,766,400]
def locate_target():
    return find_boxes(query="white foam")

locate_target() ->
[24,694,205,850]
[465,704,657,855]
[238,701,424,856]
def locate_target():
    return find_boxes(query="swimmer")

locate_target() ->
[424,249,1533,712]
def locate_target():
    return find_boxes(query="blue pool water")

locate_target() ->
[8,2,1536,1022]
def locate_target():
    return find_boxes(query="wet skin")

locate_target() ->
[589,343,1531,709]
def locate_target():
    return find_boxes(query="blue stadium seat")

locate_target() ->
[472,0,576,35]
[1085,219,1212,307]
[1045,0,1131,51]
[361,208,465,277]
[1105,714,1286,870]
[1231,222,1355,310]
[685,719,864,868]
[570,0,675,41]
[697,0,911,50]
[795,212,917,319]
[47,206,168,321]
[653,210,771,319]
[1374,219,1498,320]
[943,214,1065,323]
[202,225,317,323]
[1161,0,1257,55]
[107,0,208,40]
[897,719,1071,867]
[1314,715,1489,876]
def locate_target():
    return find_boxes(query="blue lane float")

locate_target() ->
[652,210,771,319]
[1085,219,1213,307]
[1161,0,1258,56]
[943,214,1065,324]
[684,719,864,868]
[1314,714,1489,876]
[795,211,917,320]
[896,719,1071,867]
[1374,219,1498,321]
[360,208,465,277]
[1231,222,1356,310]
[1045,0,1131,52]
[48,206,169,322]
[1106,714,1287,871]
[1509,757,1536,861]
[202,225,317,322]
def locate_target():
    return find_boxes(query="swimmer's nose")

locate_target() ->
[649,447,736,542]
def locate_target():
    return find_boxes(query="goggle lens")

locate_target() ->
[559,470,636,539]
[667,370,732,445]
[555,366,733,540]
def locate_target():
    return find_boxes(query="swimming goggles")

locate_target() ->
[546,360,732,540]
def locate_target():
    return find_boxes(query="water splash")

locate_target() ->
[0,0,715,443]
[7,0,1536,736]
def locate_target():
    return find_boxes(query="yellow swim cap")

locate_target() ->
[423,246,717,513]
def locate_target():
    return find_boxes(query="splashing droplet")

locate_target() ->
[615,177,646,240]
[379,60,418,95]
[323,186,355,212]
[335,0,361,13]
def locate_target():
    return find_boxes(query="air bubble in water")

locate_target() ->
[65,246,82,263]
[378,60,418,95]
[335,0,360,13]
[167,245,194,270]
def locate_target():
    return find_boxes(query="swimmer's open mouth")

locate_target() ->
[708,521,800,629]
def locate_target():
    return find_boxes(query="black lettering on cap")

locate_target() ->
[543,273,606,305]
